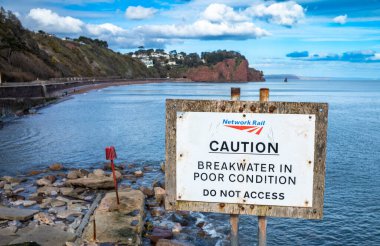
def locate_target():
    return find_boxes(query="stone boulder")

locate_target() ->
[66,176,114,189]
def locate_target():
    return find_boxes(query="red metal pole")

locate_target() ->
[110,159,120,205]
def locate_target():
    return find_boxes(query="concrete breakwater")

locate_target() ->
[0,162,219,246]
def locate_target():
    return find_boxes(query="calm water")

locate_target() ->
[0,79,380,245]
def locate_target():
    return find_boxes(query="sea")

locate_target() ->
[0,79,379,245]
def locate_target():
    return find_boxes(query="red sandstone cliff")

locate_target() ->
[186,58,264,82]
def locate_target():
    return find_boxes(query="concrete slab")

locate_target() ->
[9,225,76,246]
[0,207,39,221]
[83,188,145,245]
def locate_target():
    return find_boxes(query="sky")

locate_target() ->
[2,0,380,78]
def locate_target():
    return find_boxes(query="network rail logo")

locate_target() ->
[222,119,265,135]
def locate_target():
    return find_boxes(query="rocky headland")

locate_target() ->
[186,58,264,82]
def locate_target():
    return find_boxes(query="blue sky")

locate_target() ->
[2,0,380,78]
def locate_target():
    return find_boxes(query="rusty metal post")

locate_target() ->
[260,88,269,102]
[258,88,269,246]
[231,87,241,101]
[93,217,96,241]
[230,87,240,246]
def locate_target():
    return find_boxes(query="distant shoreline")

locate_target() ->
[0,78,263,119]
[64,78,191,95]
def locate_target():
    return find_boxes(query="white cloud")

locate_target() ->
[24,7,271,49]
[246,1,305,26]
[333,15,347,24]
[139,20,269,40]
[125,6,157,20]
[369,53,380,61]
[86,23,125,36]
[202,3,250,23]
[27,8,84,33]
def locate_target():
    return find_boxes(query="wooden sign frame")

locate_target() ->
[165,99,328,219]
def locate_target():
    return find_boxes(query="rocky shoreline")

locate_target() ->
[0,162,227,246]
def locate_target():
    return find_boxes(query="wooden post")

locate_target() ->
[230,87,240,246]
[258,88,269,246]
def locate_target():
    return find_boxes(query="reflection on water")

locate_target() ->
[0,79,380,245]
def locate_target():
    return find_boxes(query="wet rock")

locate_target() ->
[127,209,140,217]
[49,163,64,171]
[66,176,114,189]
[172,223,182,234]
[124,174,137,182]
[1,176,23,184]
[59,187,74,196]
[104,163,124,171]
[0,180,5,188]
[3,183,12,190]
[12,188,25,194]
[152,180,164,189]
[197,230,207,238]
[51,199,66,207]
[53,181,65,187]
[93,169,105,177]
[67,170,80,179]
[8,194,25,202]
[29,194,45,204]
[114,170,122,180]
[169,213,189,226]
[68,217,81,233]
[143,166,153,172]
[146,199,160,209]
[130,220,139,226]
[34,212,54,225]
[56,209,82,219]
[134,170,144,177]
[67,201,87,212]
[28,170,45,176]
[9,224,76,245]
[78,169,90,177]
[23,200,37,207]
[140,186,154,197]
[39,198,53,209]
[83,195,94,201]
[0,207,39,221]
[196,221,206,228]
[48,206,65,215]
[56,196,71,203]
[151,207,165,217]
[37,186,59,196]
[154,187,166,205]
[36,178,52,186]
[44,175,57,183]
[148,227,173,243]
[156,239,195,246]
[11,200,24,206]
[161,162,165,172]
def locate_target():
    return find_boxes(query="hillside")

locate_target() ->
[129,49,265,82]
[0,8,265,83]
[0,8,155,82]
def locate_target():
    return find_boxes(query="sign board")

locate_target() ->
[166,99,328,219]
